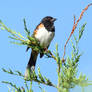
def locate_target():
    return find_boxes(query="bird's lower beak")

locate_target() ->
[51,18,57,22]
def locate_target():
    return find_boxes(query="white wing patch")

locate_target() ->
[35,27,55,48]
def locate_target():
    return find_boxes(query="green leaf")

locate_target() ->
[38,67,45,82]
[2,81,18,90]
[8,36,19,40]
[23,18,30,35]
[78,23,86,41]
[0,20,2,23]
[15,71,24,76]
[9,68,13,74]
[55,44,60,64]
[10,41,24,45]
[44,77,52,86]
[0,26,5,30]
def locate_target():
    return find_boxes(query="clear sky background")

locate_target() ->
[0,0,92,92]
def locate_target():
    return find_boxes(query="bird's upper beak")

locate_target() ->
[51,18,57,22]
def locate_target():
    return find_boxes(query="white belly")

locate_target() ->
[35,27,55,48]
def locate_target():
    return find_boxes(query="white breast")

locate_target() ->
[35,27,55,48]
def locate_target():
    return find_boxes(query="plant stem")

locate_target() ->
[32,78,57,88]
[57,60,61,92]
[57,69,61,92]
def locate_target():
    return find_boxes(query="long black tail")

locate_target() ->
[25,50,38,78]
[28,50,38,69]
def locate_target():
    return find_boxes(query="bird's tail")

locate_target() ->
[24,50,38,79]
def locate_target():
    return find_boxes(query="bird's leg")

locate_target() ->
[44,48,48,52]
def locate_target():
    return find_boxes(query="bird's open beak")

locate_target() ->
[51,18,57,22]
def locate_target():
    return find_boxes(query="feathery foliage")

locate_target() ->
[1,21,92,92]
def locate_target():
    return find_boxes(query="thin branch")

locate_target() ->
[62,3,92,61]
[47,50,56,60]
[32,78,57,88]
[0,21,29,43]
[2,68,57,88]
[74,15,76,25]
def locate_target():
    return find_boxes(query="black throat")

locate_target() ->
[41,21,55,32]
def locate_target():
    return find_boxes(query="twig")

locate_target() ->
[0,21,29,43]
[2,68,57,88]
[62,3,92,62]
[47,50,56,60]
[32,78,57,88]
[74,15,76,25]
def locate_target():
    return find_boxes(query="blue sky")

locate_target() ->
[0,0,92,92]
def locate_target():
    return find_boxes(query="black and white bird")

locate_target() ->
[25,16,56,77]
